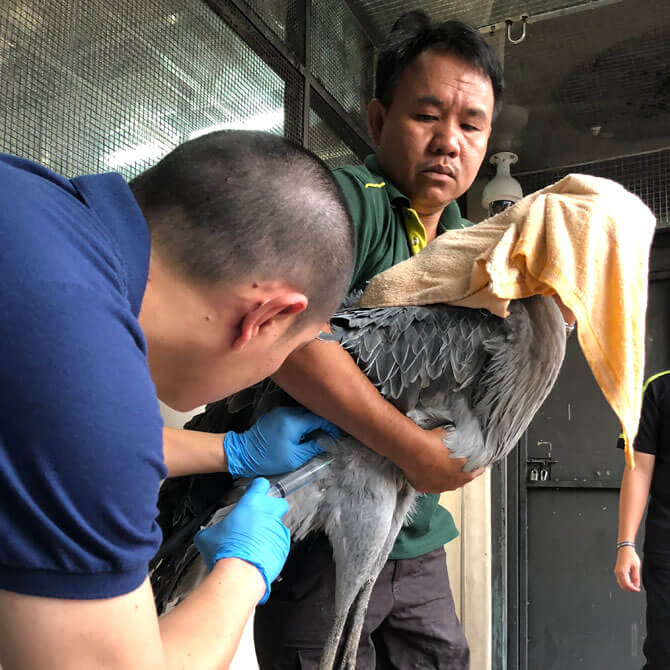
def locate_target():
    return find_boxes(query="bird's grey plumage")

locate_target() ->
[152,295,566,669]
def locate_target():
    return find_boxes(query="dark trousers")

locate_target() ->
[254,534,469,669]
[642,552,670,670]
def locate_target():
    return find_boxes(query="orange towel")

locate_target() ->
[360,174,656,468]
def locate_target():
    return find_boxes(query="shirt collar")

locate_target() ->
[71,172,150,316]
[363,154,464,232]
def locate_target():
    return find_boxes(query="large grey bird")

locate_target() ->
[152,295,566,669]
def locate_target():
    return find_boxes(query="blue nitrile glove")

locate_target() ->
[224,406,338,479]
[194,477,289,604]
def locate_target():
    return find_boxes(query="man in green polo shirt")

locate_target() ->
[255,12,504,670]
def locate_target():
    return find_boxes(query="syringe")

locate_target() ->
[204,455,332,528]
[267,454,332,497]
[150,455,334,576]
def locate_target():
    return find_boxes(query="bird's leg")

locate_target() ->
[317,475,400,668]
[337,485,418,669]
[318,611,349,670]
[338,578,376,669]
[317,550,384,670]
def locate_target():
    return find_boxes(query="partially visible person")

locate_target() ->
[0,130,354,669]
[253,12,503,669]
[614,370,670,670]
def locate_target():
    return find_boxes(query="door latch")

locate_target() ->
[527,441,557,482]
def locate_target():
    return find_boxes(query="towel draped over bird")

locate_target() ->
[359,174,656,469]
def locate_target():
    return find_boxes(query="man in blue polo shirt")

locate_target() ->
[0,130,355,668]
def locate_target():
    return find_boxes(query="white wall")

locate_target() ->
[441,472,492,670]
[159,402,204,430]
[159,401,259,669]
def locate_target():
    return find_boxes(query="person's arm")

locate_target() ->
[272,337,484,493]
[0,285,295,669]
[160,559,264,667]
[613,451,655,592]
[0,478,287,670]
[304,170,481,491]
[163,426,226,477]
[0,566,261,670]
[614,377,662,592]
[163,407,335,478]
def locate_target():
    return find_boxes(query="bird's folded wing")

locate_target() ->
[359,174,657,468]
[328,305,502,413]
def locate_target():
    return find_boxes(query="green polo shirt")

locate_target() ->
[333,155,471,560]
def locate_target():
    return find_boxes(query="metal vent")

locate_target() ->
[484,0,670,173]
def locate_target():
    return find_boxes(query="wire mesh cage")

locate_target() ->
[0,0,297,180]
[308,107,362,169]
[517,150,670,228]
[240,0,305,59]
[310,0,374,134]
[351,0,632,35]
[241,0,292,42]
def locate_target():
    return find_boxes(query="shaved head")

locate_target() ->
[130,130,355,322]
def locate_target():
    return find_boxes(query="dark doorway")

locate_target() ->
[494,229,670,670]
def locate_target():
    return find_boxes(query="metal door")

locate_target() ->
[494,229,670,669]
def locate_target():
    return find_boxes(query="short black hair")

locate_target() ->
[129,130,355,322]
[375,11,504,119]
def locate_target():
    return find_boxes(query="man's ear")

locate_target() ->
[367,99,387,146]
[232,292,308,351]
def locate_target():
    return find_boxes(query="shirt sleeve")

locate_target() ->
[632,383,661,456]
[333,169,383,292]
[617,381,660,455]
[0,281,166,599]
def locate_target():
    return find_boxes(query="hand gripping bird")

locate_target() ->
[152,294,566,669]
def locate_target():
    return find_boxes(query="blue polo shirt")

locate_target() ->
[0,155,166,599]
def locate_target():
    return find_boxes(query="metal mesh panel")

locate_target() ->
[0,0,291,180]
[241,0,303,52]
[311,0,373,133]
[556,26,670,142]
[516,150,670,228]
[353,0,621,35]
[484,0,670,174]
[308,108,362,169]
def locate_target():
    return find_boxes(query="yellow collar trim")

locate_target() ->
[643,370,670,392]
[402,207,428,256]
[619,370,670,437]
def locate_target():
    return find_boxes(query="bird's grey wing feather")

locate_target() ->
[327,304,503,413]
[468,296,566,467]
